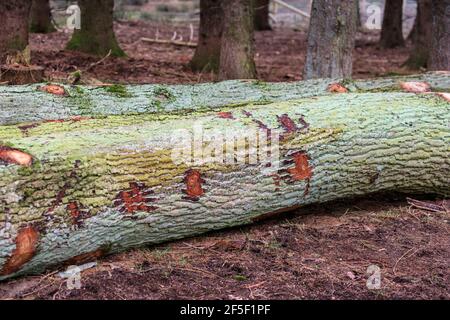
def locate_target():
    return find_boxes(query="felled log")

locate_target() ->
[0,73,449,280]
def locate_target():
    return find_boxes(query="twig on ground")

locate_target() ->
[83,49,112,73]
[140,37,197,48]
[407,198,447,213]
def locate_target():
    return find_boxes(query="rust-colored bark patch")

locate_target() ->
[45,116,91,124]
[67,201,90,226]
[18,123,40,136]
[278,114,298,134]
[114,182,158,214]
[328,83,348,93]
[400,81,431,93]
[0,226,40,276]
[287,152,313,181]
[39,84,66,96]
[218,112,234,119]
[0,146,33,166]
[183,169,205,201]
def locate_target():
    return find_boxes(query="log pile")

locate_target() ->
[0,72,449,280]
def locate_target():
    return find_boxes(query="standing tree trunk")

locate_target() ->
[0,1,32,64]
[66,0,125,57]
[190,0,223,72]
[428,0,450,71]
[303,0,357,80]
[379,0,405,48]
[30,0,56,33]
[254,0,272,31]
[404,0,432,69]
[219,0,257,80]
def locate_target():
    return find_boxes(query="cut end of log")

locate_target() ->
[400,81,431,93]
[0,146,33,166]
[328,83,348,93]
[39,84,67,96]
[0,226,40,276]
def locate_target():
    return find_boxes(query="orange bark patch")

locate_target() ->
[114,182,158,214]
[400,81,431,93]
[436,92,450,102]
[328,83,348,93]
[183,169,205,201]
[287,152,313,181]
[0,226,39,276]
[39,84,66,96]
[0,146,33,166]
[218,112,234,119]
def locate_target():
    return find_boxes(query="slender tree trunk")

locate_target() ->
[190,0,223,72]
[407,2,419,41]
[254,0,272,31]
[303,0,357,80]
[356,0,362,28]
[30,0,56,33]
[0,1,32,64]
[404,0,432,69]
[379,0,405,48]
[219,0,257,80]
[66,0,125,57]
[0,74,449,280]
[428,0,450,71]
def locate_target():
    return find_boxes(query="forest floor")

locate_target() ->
[0,21,448,300]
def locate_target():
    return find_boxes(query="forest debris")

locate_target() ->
[406,198,449,213]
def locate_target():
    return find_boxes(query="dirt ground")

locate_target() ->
[29,20,414,85]
[1,21,448,300]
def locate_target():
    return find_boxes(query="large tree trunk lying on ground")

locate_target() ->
[0,73,449,280]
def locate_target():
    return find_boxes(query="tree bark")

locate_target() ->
[303,0,357,80]
[428,0,450,71]
[66,0,125,57]
[379,0,405,48]
[219,0,257,80]
[190,0,223,72]
[254,0,272,31]
[0,73,449,280]
[30,0,56,34]
[404,0,432,69]
[0,1,32,64]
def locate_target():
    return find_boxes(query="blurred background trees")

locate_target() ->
[0,0,448,84]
